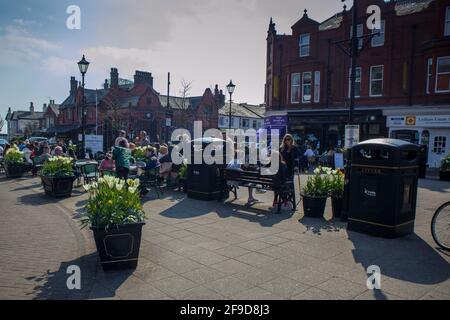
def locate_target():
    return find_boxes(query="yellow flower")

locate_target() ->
[107,200,113,205]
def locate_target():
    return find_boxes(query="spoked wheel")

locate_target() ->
[431,201,450,251]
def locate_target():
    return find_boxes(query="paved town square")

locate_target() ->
[0,174,448,300]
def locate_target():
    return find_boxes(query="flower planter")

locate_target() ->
[331,196,344,218]
[41,176,75,197]
[302,195,327,218]
[439,171,450,182]
[91,222,145,271]
[4,162,26,178]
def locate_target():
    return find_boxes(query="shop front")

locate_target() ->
[385,110,450,168]
[287,109,386,153]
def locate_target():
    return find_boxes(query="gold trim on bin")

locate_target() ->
[348,218,415,228]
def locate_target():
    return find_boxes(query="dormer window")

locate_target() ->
[445,7,450,36]
[299,33,310,57]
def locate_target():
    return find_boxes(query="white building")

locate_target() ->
[218,103,265,130]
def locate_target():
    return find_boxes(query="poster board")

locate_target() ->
[345,125,360,149]
[334,153,344,170]
[85,135,103,153]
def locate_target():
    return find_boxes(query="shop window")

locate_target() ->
[291,73,301,103]
[302,72,312,103]
[349,67,361,98]
[371,20,385,47]
[350,24,363,49]
[426,58,433,94]
[299,34,310,57]
[370,65,384,96]
[314,71,320,103]
[435,57,450,93]
[433,136,447,154]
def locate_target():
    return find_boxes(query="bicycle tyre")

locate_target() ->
[431,201,450,251]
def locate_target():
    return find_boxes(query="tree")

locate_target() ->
[174,79,193,129]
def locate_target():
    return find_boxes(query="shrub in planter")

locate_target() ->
[178,163,188,193]
[329,169,345,218]
[40,156,75,197]
[301,167,331,218]
[132,146,149,162]
[4,148,26,178]
[439,154,450,181]
[81,176,146,271]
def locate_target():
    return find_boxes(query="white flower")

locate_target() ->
[314,168,321,175]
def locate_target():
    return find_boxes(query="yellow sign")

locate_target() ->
[406,116,416,126]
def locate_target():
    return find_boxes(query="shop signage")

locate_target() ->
[264,115,288,127]
[387,115,450,128]
[345,125,360,149]
[334,153,344,169]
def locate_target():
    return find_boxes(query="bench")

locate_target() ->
[223,168,296,213]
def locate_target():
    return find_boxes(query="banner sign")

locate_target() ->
[387,115,450,128]
[345,125,360,149]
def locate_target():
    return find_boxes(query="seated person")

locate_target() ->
[52,146,65,157]
[158,145,173,180]
[227,149,258,206]
[99,152,116,174]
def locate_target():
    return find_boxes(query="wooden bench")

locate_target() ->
[223,168,296,213]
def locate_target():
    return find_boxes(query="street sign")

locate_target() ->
[345,125,360,149]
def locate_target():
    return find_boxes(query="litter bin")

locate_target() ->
[347,138,420,238]
[187,138,229,201]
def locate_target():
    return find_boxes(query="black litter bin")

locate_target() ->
[347,138,420,238]
[186,138,229,201]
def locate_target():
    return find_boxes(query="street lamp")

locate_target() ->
[226,80,236,130]
[77,55,90,157]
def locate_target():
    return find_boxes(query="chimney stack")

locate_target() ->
[104,79,109,90]
[70,76,77,95]
[43,103,47,113]
[110,68,119,88]
[30,102,34,114]
[134,70,153,88]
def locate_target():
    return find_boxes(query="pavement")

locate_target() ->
[0,173,449,300]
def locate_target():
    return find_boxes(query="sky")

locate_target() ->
[0,0,347,133]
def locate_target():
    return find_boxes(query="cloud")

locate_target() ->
[0,25,61,65]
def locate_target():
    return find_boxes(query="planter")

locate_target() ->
[4,162,27,178]
[41,175,75,197]
[439,171,450,181]
[302,195,327,218]
[331,196,344,218]
[91,222,145,271]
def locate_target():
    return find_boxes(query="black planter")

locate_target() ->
[331,196,344,218]
[302,195,327,218]
[91,222,145,271]
[41,176,75,197]
[4,162,26,178]
[439,171,450,181]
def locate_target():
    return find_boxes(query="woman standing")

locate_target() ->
[280,134,300,178]
[113,138,131,180]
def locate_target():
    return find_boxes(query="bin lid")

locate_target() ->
[354,138,419,150]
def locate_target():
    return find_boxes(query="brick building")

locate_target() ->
[265,0,450,167]
[55,68,225,149]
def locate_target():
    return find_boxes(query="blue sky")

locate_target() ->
[0,0,345,133]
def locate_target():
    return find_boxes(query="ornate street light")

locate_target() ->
[77,55,90,157]
[226,80,236,130]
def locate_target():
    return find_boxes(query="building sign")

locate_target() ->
[388,115,450,128]
[264,115,288,127]
[345,125,360,149]
[85,134,103,153]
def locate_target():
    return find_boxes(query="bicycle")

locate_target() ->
[431,201,450,251]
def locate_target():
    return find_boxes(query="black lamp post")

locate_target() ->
[77,54,90,156]
[346,0,358,125]
[226,80,236,130]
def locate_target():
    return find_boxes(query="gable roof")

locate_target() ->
[219,103,265,119]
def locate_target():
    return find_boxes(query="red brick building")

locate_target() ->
[56,68,225,149]
[265,0,450,167]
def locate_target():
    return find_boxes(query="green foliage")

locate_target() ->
[4,148,24,165]
[81,176,146,229]
[179,163,187,178]
[441,153,450,172]
[40,156,74,177]
[132,146,148,161]
[328,169,345,197]
[301,167,333,198]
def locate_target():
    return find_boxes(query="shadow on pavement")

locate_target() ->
[297,216,346,235]
[418,179,450,194]
[158,190,293,227]
[26,253,98,300]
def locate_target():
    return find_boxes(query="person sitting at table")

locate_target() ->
[52,146,65,157]
[227,148,259,206]
[112,138,131,180]
[158,145,172,180]
[99,152,115,174]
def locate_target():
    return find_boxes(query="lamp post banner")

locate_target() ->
[345,125,360,149]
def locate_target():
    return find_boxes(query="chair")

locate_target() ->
[81,163,98,185]
[140,165,163,199]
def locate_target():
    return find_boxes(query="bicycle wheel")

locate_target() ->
[431,201,450,251]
